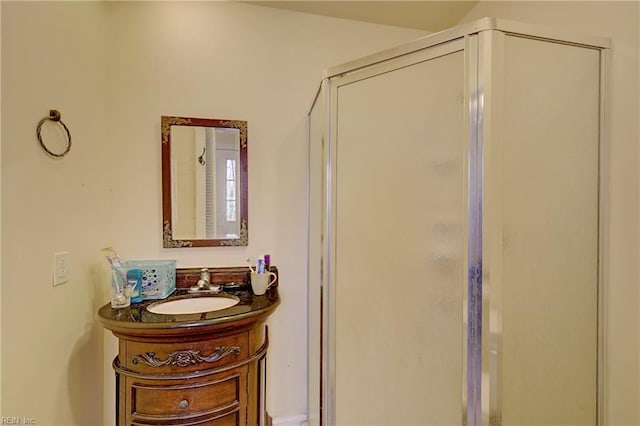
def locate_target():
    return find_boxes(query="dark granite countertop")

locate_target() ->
[96,287,280,334]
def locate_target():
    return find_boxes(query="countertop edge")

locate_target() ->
[96,291,280,337]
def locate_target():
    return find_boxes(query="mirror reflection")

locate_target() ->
[162,116,248,247]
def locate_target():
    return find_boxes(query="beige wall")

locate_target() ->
[1,1,110,424]
[459,2,639,425]
[103,3,426,422]
[1,1,426,424]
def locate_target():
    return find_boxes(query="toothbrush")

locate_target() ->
[246,258,256,274]
[112,269,122,293]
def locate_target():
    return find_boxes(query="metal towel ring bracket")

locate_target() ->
[36,109,72,158]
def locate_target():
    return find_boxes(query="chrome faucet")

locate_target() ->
[188,268,221,293]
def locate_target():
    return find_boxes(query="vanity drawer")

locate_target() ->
[123,332,248,374]
[200,411,239,426]
[131,374,240,419]
[131,410,239,426]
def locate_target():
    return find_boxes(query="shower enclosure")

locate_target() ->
[308,18,608,426]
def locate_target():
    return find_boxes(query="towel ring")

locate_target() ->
[36,109,72,158]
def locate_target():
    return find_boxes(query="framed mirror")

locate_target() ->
[162,115,248,247]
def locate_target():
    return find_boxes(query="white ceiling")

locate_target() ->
[243,1,479,32]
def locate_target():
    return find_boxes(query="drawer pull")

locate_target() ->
[179,400,189,409]
[132,346,241,368]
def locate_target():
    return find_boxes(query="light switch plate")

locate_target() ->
[53,252,69,286]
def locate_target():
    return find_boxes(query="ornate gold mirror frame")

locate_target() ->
[161,115,248,247]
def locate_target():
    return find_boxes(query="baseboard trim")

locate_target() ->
[271,414,308,426]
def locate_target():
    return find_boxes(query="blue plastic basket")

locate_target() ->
[123,260,176,300]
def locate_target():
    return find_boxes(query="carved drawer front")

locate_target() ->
[190,410,239,426]
[124,332,248,374]
[131,374,240,420]
[130,409,239,426]
[203,411,239,426]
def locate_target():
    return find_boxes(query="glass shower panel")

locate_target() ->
[308,85,324,426]
[499,36,600,425]
[334,50,465,425]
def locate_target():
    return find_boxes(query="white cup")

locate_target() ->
[250,271,277,295]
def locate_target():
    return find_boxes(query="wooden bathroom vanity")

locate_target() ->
[97,267,279,426]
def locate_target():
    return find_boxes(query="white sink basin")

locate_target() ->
[147,296,239,315]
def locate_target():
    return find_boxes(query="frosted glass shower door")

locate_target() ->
[307,80,325,426]
[485,32,602,426]
[331,41,466,425]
